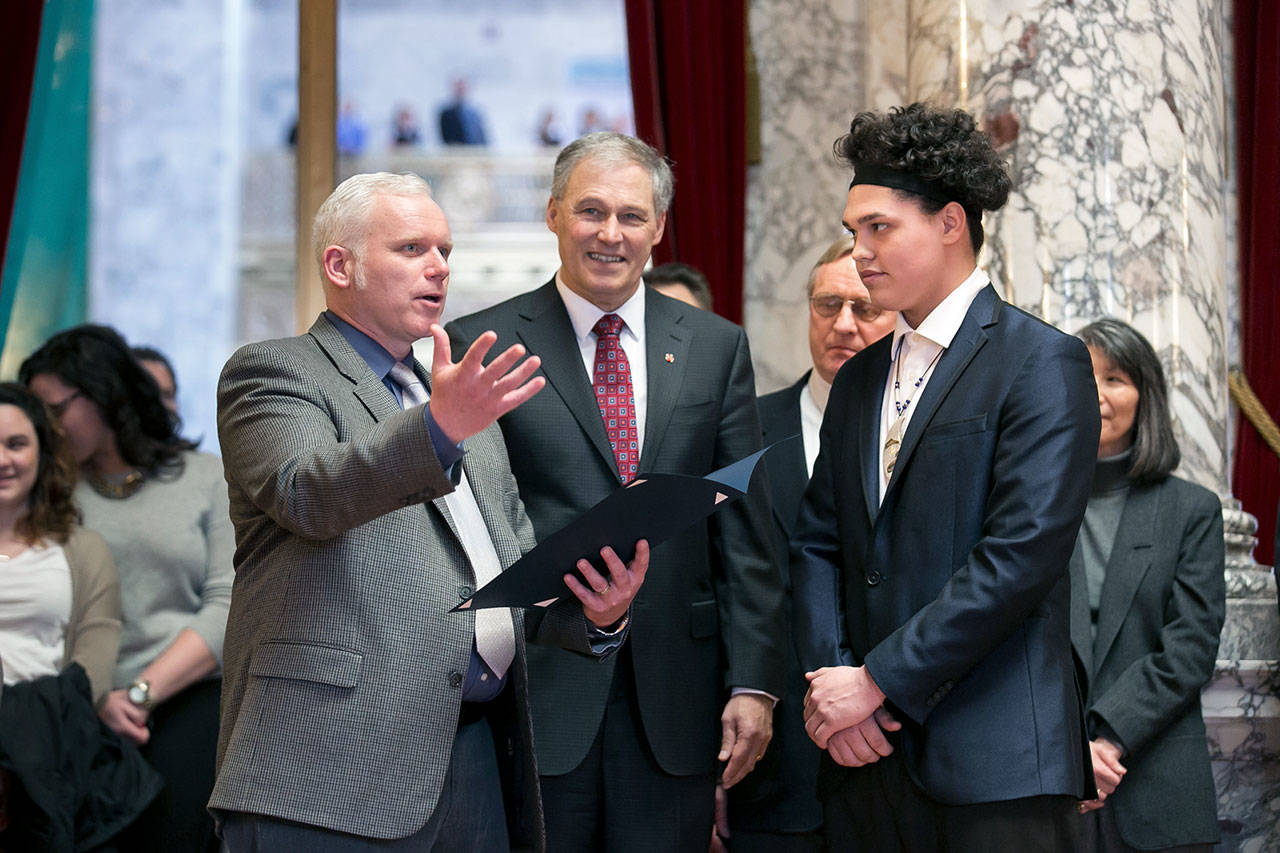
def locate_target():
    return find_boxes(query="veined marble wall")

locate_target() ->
[906,0,1232,496]
[743,0,873,393]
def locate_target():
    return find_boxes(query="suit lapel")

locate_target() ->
[514,282,618,476]
[308,314,404,424]
[1092,484,1158,669]
[309,315,469,546]
[882,285,998,502]
[760,376,808,536]
[640,291,692,471]
[857,337,893,524]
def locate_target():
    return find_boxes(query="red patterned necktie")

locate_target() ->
[592,313,639,483]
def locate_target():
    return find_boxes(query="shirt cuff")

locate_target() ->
[423,404,464,472]
[730,686,779,706]
[586,611,629,656]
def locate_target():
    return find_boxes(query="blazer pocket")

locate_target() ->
[249,641,363,688]
[670,399,716,421]
[922,413,988,442]
[690,599,719,639]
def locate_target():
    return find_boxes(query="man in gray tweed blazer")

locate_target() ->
[211,172,648,851]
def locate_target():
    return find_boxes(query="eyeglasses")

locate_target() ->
[810,294,884,321]
[47,391,83,417]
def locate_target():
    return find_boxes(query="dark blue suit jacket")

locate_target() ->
[791,284,1100,805]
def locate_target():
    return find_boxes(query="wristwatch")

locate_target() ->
[126,679,154,709]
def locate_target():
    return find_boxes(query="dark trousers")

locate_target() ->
[729,827,824,853]
[115,678,221,853]
[539,647,716,852]
[820,748,1080,852]
[220,716,508,852]
[1079,804,1213,853]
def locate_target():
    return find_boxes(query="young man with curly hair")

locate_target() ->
[790,103,1101,850]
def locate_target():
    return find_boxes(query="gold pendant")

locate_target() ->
[884,437,900,478]
[883,416,906,480]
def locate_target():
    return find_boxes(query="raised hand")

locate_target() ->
[428,325,545,442]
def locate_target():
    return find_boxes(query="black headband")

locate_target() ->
[849,163,954,206]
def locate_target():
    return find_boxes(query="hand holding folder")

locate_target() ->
[454,440,793,612]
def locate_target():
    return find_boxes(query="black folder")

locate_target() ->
[453,438,794,612]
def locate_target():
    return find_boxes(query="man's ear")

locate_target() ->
[652,211,667,247]
[938,201,968,247]
[323,245,356,289]
[545,196,559,233]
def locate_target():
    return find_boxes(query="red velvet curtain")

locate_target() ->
[0,3,44,258]
[1232,0,1280,567]
[625,0,747,323]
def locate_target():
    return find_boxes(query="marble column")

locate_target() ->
[743,0,875,393]
[894,0,1275,847]
[907,0,1232,493]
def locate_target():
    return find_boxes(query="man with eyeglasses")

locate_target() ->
[717,235,895,852]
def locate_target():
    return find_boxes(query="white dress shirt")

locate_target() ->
[800,371,831,478]
[555,276,648,456]
[878,268,991,503]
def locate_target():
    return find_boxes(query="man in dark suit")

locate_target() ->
[448,132,786,852]
[438,78,488,145]
[791,103,1101,850]
[212,172,647,851]
[726,235,897,852]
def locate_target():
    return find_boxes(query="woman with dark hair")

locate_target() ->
[1072,318,1225,852]
[21,325,232,853]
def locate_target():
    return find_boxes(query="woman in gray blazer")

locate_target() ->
[1073,318,1225,852]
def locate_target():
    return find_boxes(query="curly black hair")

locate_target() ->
[18,324,195,478]
[835,103,1012,254]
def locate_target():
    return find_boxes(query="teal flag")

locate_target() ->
[0,0,93,378]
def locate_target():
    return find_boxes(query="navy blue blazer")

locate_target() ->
[791,284,1100,805]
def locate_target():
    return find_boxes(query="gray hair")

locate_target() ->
[551,132,674,216]
[312,172,434,274]
[806,234,857,295]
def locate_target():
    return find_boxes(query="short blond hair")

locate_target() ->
[806,234,857,295]
[311,172,433,274]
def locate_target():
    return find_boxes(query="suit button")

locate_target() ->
[448,671,463,689]
[866,571,881,586]
[458,584,474,600]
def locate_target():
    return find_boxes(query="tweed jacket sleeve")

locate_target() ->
[217,337,457,540]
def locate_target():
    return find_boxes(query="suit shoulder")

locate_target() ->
[757,376,805,413]
[448,286,547,336]
[1161,475,1223,517]
[675,304,745,339]
[223,333,317,372]
[997,302,1088,354]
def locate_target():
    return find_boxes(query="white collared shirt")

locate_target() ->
[800,370,831,478]
[878,268,991,502]
[555,274,649,457]
[554,273,776,704]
